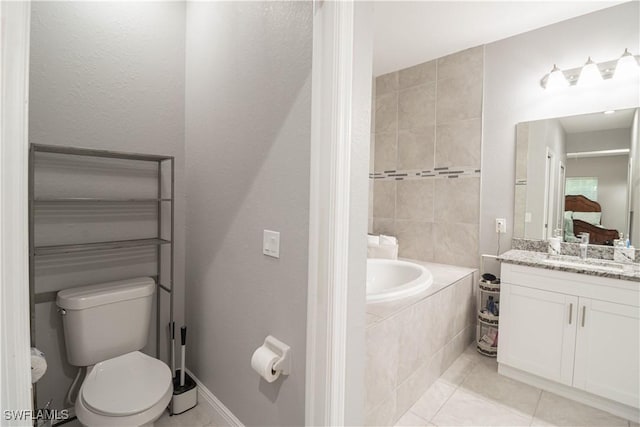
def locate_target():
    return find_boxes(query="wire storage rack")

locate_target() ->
[477,254,501,357]
[28,143,175,407]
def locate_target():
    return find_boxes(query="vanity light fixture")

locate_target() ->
[576,56,602,87]
[545,64,569,90]
[615,48,640,81]
[540,49,639,89]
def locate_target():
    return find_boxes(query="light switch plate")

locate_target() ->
[263,230,280,258]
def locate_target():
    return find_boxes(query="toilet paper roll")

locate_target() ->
[251,346,280,383]
[31,348,47,384]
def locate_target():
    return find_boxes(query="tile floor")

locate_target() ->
[59,399,218,427]
[60,344,639,427]
[395,344,639,427]
[155,400,219,427]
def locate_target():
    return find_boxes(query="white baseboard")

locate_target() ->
[499,364,639,422]
[185,369,244,427]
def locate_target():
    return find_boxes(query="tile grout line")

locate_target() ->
[426,355,479,424]
[529,389,544,427]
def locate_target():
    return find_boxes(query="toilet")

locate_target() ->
[57,277,172,427]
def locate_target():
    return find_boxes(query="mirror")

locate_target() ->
[514,108,639,246]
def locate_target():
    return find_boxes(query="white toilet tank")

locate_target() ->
[57,277,156,367]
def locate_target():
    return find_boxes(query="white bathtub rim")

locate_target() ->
[366,258,433,303]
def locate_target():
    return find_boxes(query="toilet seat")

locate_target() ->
[81,351,171,416]
[76,351,172,426]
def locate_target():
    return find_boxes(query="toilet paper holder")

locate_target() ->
[263,335,291,375]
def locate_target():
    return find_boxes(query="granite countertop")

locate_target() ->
[498,250,640,282]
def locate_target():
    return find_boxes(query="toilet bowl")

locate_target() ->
[74,351,172,427]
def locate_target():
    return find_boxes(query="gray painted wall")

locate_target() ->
[28,1,186,411]
[481,2,640,256]
[184,2,312,425]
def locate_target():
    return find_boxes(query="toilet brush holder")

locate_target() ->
[170,370,197,415]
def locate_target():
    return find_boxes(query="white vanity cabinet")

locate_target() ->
[498,263,639,419]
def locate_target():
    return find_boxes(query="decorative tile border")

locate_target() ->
[369,166,480,181]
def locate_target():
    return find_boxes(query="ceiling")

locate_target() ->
[373,1,626,76]
[559,108,636,133]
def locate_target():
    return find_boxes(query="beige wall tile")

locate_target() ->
[365,393,397,427]
[395,349,444,422]
[513,184,527,238]
[436,75,482,125]
[396,220,434,261]
[397,304,425,384]
[375,131,398,172]
[373,180,396,218]
[515,122,529,181]
[373,217,396,236]
[399,60,437,89]
[437,46,484,83]
[366,316,400,413]
[397,180,434,221]
[398,127,435,170]
[452,276,474,335]
[434,178,480,224]
[370,133,376,173]
[398,83,436,131]
[433,222,480,268]
[369,177,374,232]
[435,119,482,168]
[376,91,398,134]
[377,71,399,96]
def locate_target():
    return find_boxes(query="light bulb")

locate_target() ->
[614,49,639,81]
[577,57,602,87]
[545,64,569,90]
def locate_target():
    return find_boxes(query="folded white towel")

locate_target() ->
[380,234,397,245]
[367,234,380,246]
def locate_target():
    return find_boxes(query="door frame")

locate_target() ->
[306,1,372,425]
[0,0,33,422]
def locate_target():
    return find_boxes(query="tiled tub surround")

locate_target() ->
[370,46,484,268]
[365,260,478,426]
[499,249,640,282]
[512,238,640,263]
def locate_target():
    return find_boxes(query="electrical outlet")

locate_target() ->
[495,218,507,233]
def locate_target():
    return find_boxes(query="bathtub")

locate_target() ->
[366,258,433,303]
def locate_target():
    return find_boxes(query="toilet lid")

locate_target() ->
[82,351,171,416]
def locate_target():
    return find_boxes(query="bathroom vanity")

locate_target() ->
[497,250,639,421]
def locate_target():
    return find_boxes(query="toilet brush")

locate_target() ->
[180,326,186,387]
[170,325,197,415]
[170,322,175,379]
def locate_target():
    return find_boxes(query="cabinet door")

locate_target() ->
[573,298,640,408]
[499,283,578,385]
